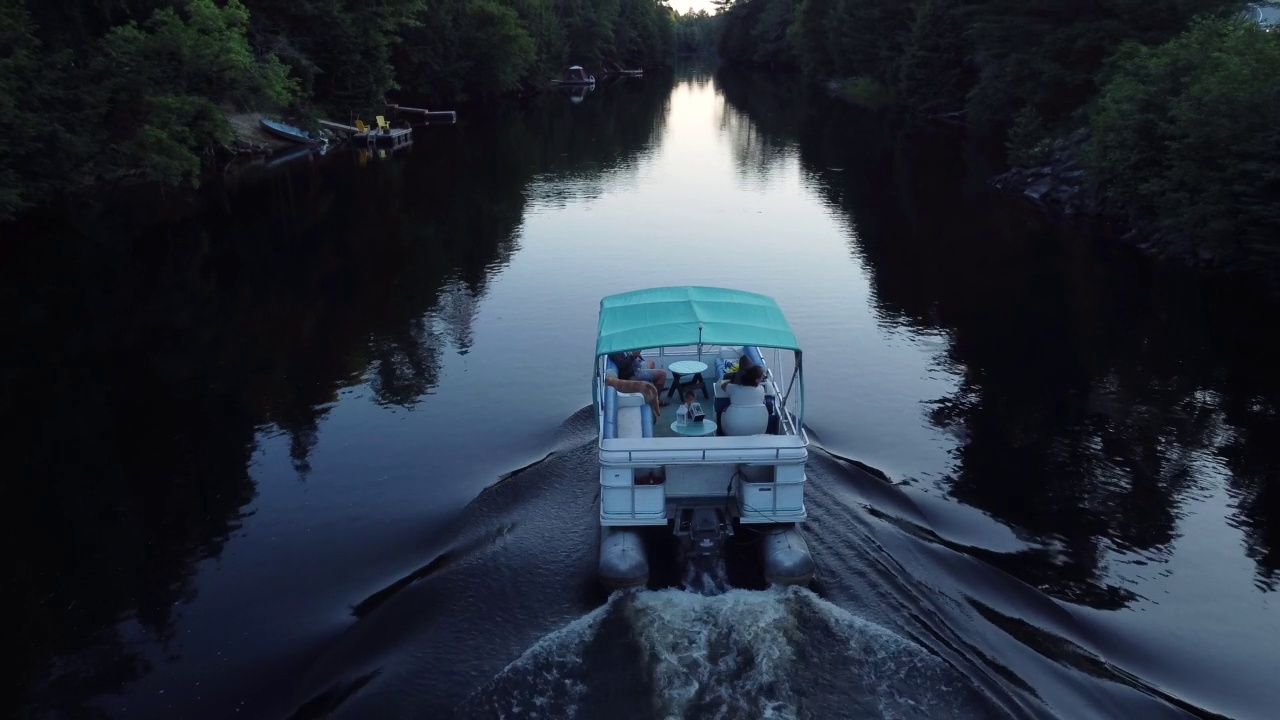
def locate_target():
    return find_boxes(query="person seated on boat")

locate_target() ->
[608,350,669,403]
[719,354,758,391]
[721,365,769,436]
[730,364,764,390]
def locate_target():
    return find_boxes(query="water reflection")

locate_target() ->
[717,66,1280,599]
[715,69,808,185]
[6,75,674,716]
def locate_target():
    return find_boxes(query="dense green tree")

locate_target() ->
[243,0,426,116]
[750,0,797,67]
[673,9,720,55]
[718,0,766,65]
[0,0,676,219]
[0,0,47,216]
[827,0,912,81]
[459,0,538,96]
[895,0,969,115]
[93,0,299,184]
[962,0,1244,134]
[1090,17,1280,260]
[729,0,911,79]
[786,0,835,76]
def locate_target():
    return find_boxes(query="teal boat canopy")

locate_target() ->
[596,286,799,356]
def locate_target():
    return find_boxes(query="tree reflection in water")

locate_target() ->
[7,72,675,717]
[717,66,1279,602]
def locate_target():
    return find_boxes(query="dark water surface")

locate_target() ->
[9,64,1277,720]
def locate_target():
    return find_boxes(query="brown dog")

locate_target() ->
[604,376,662,421]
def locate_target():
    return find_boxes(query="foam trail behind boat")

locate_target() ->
[457,586,1005,720]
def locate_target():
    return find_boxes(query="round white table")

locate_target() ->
[671,419,717,437]
[666,360,709,400]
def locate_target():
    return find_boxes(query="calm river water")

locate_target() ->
[9,64,1278,720]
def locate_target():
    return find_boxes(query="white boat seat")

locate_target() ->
[615,391,647,439]
[603,386,654,439]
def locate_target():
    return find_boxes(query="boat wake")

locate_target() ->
[456,585,1000,720]
[283,410,1206,720]
[682,556,731,595]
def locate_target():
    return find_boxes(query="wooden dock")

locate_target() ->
[387,104,458,123]
[316,119,412,150]
[318,119,361,133]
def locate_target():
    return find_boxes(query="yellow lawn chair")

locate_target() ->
[354,118,369,134]
[376,115,391,131]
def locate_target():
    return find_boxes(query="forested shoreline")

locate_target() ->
[3,0,1278,279]
[0,0,683,218]
[719,0,1280,278]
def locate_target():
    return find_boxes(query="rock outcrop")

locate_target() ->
[988,129,1222,270]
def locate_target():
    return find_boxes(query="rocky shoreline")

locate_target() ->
[987,130,1231,272]
[223,111,301,158]
[988,131,1218,266]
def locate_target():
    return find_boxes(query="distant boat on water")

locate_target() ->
[553,65,596,85]
[1240,3,1280,28]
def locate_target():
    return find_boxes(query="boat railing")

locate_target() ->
[597,347,805,439]
[599,434,807,464]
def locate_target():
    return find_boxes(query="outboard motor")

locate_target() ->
[675,506,733,559]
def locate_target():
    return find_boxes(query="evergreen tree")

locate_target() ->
[896,0,970,114]
[1091,17,1280,259]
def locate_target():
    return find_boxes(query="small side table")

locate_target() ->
[671,419,718,437]
[667,360,709,400]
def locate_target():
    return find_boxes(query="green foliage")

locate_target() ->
[715,0,1280,271]
[1006,106,1051,167]
[786,0,835,76]
[726,0,913,80]
[0,0,676,218]
[835,77,890,109]
[459,0,538,96]
[246,0,425,116]
[962,0,1244,135]
[0,0,44,216]
[673,9,720,55]
[827,0,913,81]
[93,0,300,185]
[895,0,969,114]
[99,0,296,110]
[1090,17,1280,257]
[751,0,797,67]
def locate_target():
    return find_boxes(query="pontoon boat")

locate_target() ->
[593,287,813,588]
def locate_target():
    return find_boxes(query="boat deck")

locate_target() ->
[653,375,717,438]
[627,371,792,440]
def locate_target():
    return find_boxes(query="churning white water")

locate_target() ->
[461,585,994,720]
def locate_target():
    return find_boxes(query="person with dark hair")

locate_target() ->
[722,364,769,435]
[719,354,757,391]
[738,364,765,387]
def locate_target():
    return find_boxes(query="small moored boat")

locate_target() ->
[553,65,596,85]
[593,286,814,589]
[259,118,327,147]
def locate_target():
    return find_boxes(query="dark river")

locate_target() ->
[9,63,1278,720]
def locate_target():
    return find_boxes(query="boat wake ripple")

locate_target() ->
[284,418,1203,720]
[456,585,1001,720]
